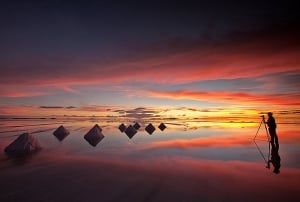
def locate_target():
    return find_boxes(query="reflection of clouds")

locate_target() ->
[144,135,253,150]
[276,130,300,143]
[1,121,300,201]
[140,128,300,153]
[1,152,299,202]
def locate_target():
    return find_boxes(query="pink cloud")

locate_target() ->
[0,84,80,98]
[0,89,47,98]
[144,90,300,106]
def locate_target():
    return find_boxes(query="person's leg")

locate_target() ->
[269,129,275,147]
[274,132,279,149]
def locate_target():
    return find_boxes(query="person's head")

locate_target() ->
[267,112,273,117]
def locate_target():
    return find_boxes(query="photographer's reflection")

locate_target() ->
[267,144,281,174]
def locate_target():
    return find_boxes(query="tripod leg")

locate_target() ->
[253,120,263,140]
[268,141,271,164]
[263,121,270,141]
[254,140,268,165]
[262,120,272,165]
[260,120,271,163]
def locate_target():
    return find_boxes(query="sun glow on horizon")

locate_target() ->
[1,104,299,128]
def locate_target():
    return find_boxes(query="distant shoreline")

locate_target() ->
[0,116,299,125]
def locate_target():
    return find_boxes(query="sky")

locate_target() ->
[0,1,300,119]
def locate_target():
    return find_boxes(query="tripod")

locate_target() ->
[253,115,271,168]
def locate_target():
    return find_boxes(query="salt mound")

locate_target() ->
[4,133,42,155]
[84,124,104,147]
[124,125,137,139]
[53,125,70,141]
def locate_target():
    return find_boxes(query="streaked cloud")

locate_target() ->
[144,90,300,106]
[0,88,47,98]
[0,29,299,88]
[39,106,76,109]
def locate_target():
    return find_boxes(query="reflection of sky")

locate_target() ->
[0,119,300,202]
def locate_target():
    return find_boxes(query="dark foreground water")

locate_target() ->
[0,118,299,202]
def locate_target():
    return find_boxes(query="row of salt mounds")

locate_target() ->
[4,133,42,155]
[4,125,69,155]
[119,122,167,139]
[3,124,106,155]
[84,124,105,147]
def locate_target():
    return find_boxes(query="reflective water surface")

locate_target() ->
[0,117,299,202]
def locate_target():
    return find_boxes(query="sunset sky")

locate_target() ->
[0,1,299,118]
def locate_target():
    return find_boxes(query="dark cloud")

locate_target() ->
[40,106,76,109]
[40,106,64,109]
[65,106,77,109]
[122,107,158,119]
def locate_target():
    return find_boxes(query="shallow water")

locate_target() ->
[0,118,299,202]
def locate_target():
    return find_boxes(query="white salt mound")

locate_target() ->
[4,133,42,155]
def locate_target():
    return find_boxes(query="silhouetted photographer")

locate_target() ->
[264,112,279,149]
[254,113,281,173]
[263,112,281,174]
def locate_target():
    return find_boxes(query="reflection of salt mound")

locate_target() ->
[84,124,104,147]
[53,125,70,141]
[145,123,155,135]
[119,123,126,133]
[4,133,42,155]
[124,125,137,139]
[158,123,166,131]
[133,122,141,130]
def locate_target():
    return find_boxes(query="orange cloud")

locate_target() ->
[144,90,300,106]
